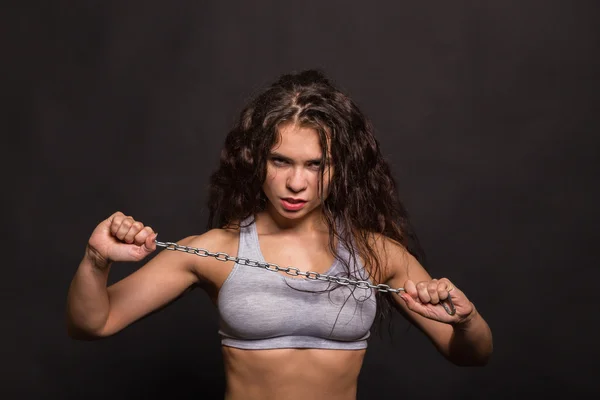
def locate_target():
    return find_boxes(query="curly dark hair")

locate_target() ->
[207,69,426,335]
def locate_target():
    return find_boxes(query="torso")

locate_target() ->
[221,346,365,400]
[192,213,374,399]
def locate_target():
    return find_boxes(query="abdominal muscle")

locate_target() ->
[222,345,366,400]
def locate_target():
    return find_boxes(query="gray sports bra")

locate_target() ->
[217,217,377,350]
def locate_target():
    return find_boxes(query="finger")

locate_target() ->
[109,211,125,221]
[124,220,145,244]
[109,212,127,235]
[143,231,158,252]
[114,216,135,241]
[107,211,125,228]
[416,281,431,303]
[109,212,126,235]
[404,279,418,299]
[439,278,455,300]
[427,280,440,304]
[399,291,420,311]
[133,225,154,246]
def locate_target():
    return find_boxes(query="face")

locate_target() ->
[262,123,332,221]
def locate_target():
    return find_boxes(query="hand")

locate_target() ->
[400,278,475,325]
[86,211,157,269]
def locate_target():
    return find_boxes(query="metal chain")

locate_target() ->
[154,239,456,315]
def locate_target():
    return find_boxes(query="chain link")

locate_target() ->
[154,240,455,315]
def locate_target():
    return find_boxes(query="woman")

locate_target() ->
[66,70,493,400]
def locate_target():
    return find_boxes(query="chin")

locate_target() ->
[278,208,309,218]
[279,205,321,219]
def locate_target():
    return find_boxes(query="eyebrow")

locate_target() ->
[269,151,323,164]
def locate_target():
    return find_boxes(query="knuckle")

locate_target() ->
[110,220,121,231]
[132,221,143,230]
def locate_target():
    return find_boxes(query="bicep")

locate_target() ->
[384,241,454,355]
[100,236,200,336]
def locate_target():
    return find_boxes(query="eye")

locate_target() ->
[308,161,321,169]
[271,157,288,166]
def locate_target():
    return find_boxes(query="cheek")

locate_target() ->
[265,166,279,182]
[263,167,281,192]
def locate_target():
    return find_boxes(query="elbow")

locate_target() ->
[67,323,104,341]
[478,348,493,366]
[448,346,493,367]
[477,346,494,366]
[66,315,109,341]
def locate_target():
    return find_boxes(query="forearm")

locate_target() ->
[66,247,112,339]
[448,305,493,366]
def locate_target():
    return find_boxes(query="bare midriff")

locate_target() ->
[221,346,366,400]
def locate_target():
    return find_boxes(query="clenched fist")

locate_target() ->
[400,278,475,324]
[86,211,157,269]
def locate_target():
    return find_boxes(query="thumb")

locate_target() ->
[142,232,158,253]
[399,291,420,311]
[126,233,157,261]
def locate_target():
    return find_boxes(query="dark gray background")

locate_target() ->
[5,0,599,398]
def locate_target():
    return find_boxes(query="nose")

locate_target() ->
[286,167,308,193]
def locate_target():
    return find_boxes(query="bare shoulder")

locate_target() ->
[365,232,421,283]
[183,226,240,250]
[180,227,240,289]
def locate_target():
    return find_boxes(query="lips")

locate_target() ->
[282,198,306,203]
[280,198,307,211]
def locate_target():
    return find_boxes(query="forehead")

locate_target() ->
[271,123,326,158]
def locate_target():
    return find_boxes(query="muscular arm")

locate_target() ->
[66,216,235,340]
[66,248,113,339]
[378,236,493,366]
[67,235,200,339]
